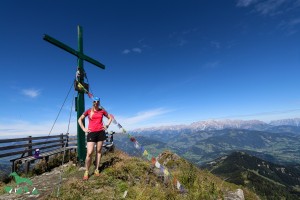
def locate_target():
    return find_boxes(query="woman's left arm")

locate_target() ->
[105,114,113,129]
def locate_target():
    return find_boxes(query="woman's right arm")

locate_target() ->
[78,114,89,133]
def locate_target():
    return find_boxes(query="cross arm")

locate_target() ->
[43,34,78,57]
[43,34,105,69]
[82,54,105,69]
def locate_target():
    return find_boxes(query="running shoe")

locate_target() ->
[94,169,100,176]
[83,170,89,180]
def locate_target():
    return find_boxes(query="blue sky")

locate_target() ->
[1,0,300,137]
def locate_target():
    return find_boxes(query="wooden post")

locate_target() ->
[60,133,64,148]
[66,133,69,147]
[12,161,16,172]
[25,136,32,173]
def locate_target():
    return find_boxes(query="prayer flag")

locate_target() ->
[177,181,181,190]
[147,154,152,160]
[78,83,84,89]
[155,161,161,169]
[143,150,148,156]
[164,168,169,176]
[140,146,144,152]
[180,185,184,193]
[88,92,93,98]
[173,177,177,185]
[151,157,156,165]
[134,142,140,149]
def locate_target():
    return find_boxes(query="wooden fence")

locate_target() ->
[0,133,77,173]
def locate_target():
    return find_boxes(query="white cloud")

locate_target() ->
[203,61,220,69]
[132,48,142,53]
[0,107,171,137]
[21,89,41,98]
[0,120,76,138]
[236,0,298,16]
[178,39,188,46]
[236,0,257,7]
[138,39,150,49]
[210,41,221,49]
[122,49,130,54]
[255,0,285,15]
[169,30,196,47]
[278,17,300,35]
[289,18,300,26]
[113,108,173,130]
[122,48,142,54]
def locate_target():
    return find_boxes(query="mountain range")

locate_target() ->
[115,118,300,166]
[132,118,300,133]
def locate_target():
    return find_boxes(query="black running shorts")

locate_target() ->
[87,131,106,142]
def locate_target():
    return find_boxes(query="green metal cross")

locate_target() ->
[43,25,105,164]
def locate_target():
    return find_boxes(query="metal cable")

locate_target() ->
[47,81,74,137]
[56,90,75,197]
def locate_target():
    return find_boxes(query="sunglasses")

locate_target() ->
[93,101,100,103]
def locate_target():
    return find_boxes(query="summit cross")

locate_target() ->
[43,25,106,163]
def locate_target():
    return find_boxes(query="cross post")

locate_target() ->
[43,25,105,164]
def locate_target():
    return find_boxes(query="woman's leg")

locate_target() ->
[85,142,95,171]
[95,141,103,170]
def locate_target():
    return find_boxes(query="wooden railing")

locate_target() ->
[0,133,77,173]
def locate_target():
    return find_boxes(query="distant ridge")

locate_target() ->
[122,118,300,166]
[132,118,300,132]
[269,118,300,126]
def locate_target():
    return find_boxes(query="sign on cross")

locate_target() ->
[43,25,106,163]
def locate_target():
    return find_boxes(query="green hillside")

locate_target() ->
[203,151,300,200]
